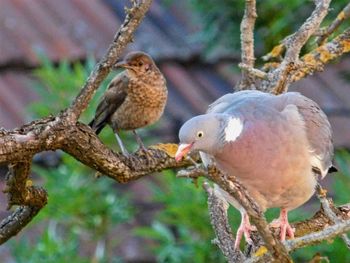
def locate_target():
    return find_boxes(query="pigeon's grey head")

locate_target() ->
[175,113,244,161]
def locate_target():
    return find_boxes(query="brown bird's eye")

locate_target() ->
[197,131,204,138]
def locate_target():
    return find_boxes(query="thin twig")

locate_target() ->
[317,2,350,45]
[238,63,270,80]
[239,0,257,90]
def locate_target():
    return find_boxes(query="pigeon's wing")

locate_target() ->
[279,93,334,177]
[89,73,128,134]
[207,90,271,114]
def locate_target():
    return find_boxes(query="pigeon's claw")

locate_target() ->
[234,213,255,250]
[270,208,295,241]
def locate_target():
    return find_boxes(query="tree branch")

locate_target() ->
[290,28,350,83]
[65,0,153,123]
[4,162,47,208]
[285,220,350,252]
[0,162,47,244]
[178,165,350,262]
[0,120,192,183]
[0,206,44,245]
[0,0,184,244]
[238,0,257,90]
[238,63,270,80]
[203,183,245,263]
[177,166,292,262]
[316,2,350,45]
[316,184,350,249]
[261,0,331,94]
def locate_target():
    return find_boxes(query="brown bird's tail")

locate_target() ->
[88,119,105,135]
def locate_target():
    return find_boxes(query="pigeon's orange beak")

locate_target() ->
[175,143,193,162]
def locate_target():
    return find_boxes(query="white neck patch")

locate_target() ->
[224,117,243,142]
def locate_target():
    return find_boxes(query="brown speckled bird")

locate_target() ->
[89,51,167,155]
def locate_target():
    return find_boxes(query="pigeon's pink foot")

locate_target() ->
[270,208,295,241]
[234,213,256,250]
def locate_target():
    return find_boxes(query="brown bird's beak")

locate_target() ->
[115,61,133,70]
[175,143,194,162]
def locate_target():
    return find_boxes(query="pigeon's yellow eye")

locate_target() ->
[197,131,204,138]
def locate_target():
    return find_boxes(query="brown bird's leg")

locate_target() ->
[114,131,129,157]
[133,130,147,151]
[270,208,295,241]
[234,212,255,250]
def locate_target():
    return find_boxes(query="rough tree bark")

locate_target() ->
[0,0,350,262]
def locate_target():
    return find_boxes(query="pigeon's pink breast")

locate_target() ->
[215,111,316,211]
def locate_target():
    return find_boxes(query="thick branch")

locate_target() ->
[0,119,192,183]
[65,0,153,123]
[62,123,192,183]
[239,0,257,90]
[0,206,43,245]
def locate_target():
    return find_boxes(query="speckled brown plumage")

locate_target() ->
[89,51,167,154]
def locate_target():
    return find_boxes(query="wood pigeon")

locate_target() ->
[175,90,335,249]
